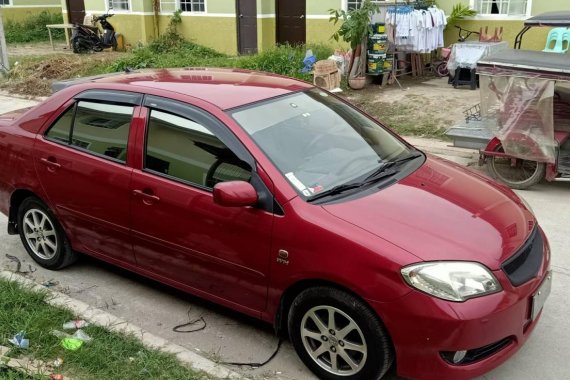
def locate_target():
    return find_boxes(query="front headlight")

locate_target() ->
[401,262,502,302]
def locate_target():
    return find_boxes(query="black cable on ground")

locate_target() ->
[220,339,283,368]
[171,306,282,368]
[172,307,206,333]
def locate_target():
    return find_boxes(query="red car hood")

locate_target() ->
[323,156,535,270]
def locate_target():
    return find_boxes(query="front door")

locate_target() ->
[130,98,273,314]
[276,0,306,45]
[237,0,258,54]
[66,0,85,24]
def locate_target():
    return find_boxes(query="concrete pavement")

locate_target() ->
[0,94,569,379]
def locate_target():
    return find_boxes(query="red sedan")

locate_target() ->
[0,68,551,380]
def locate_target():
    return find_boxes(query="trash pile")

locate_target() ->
[5,320,92,379]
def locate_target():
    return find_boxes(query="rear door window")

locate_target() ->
[45,101,134,163]
[71,102,133,162]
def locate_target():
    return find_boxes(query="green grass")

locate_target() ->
[108,40,334,82]
[0,368,41,379]
[0,280,208,380]
[4,11,65,43]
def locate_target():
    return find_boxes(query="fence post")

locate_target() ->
[0,7,10,73]
[0,7,9,75]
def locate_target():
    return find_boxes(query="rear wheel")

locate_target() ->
[487,143,546,189]
[71,37,90,54]
[17,197,77,270]
[288,287,393,380]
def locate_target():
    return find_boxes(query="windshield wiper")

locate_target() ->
[307,151,423,203]
[364,151,423,181]
[307,169,397,203]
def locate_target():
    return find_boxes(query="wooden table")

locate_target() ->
[46,24,75,50]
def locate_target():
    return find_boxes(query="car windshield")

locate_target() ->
[230,89,412,199]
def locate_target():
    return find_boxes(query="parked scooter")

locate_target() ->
[71,14,118,54]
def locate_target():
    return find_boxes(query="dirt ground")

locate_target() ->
[344,76,481,137]
[2,43,125,97]
[7,41,75,56]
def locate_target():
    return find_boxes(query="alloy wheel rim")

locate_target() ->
[23,209,58,260]
[300,305,367,376]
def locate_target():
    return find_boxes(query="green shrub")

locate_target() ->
[5,11,65,43]
[109,41,334,81]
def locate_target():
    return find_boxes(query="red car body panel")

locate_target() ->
[0,69,550,380]
[323,155,535,270]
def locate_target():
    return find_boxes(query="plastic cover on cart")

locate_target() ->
[479,74,557,163]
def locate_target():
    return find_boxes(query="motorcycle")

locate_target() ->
[71,13,118,54]
[477,11,570,189]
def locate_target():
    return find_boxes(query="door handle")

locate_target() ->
[40,157,61,169]
[133,189,160,202]
[239,13,244,18]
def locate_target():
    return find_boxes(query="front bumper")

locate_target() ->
[370,249,550,379]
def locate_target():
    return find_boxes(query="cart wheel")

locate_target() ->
[487,143,546,189]
[435,62,449,77]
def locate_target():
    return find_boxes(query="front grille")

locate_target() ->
[502,227,543,286]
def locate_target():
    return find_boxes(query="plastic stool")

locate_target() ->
[543,28,570,53]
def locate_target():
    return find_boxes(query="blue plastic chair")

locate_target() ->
[543,28,570,53]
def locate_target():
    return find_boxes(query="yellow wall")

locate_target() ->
[443,21,550,51]
[257,17,275,51]
[306,19,342,47]
[100,14,157,47]
[158,15,238,55]
[1,6,61,22]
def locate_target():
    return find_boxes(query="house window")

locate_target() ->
[0,0,11,6]
[180,0,205,12]
[160,0,206,13]
[346,1,392,11]
[109,0,130,11]
[471,0,529,17]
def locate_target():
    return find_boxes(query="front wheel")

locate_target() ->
[486,143,546,189]
[17,197,77,270]
[288,287,394,380]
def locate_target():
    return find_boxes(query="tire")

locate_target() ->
[17,197,77,270]
[288,287,394,380]
[435,61,449,77]
[111,36,118,51]
[487,143,546,189]
[71,37,90,54]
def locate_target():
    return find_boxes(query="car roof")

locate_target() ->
[88,68,314,110]
[524,11,570,27]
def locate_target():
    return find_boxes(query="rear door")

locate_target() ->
[129,96,274,314]
[237,0,258,54]
[34,90,142,265]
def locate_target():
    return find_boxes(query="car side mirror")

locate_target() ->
[213,181,258,207]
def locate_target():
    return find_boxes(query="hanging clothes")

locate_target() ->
[384,5,447,53]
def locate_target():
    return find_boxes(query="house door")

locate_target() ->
[66,0,85,24]
[276,0,306,45]
[237,0,258,54]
